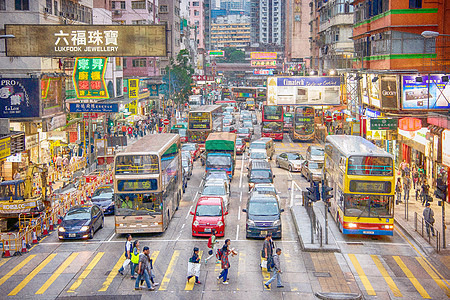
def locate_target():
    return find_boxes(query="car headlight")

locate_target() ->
[247,219,255,226]
[58,227,65,232]
[80,226,90,232]
[273,220,281,226]
[193,220,199,226]
[249,183,255,187]
[217,221,223,227]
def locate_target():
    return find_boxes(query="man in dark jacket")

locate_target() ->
[264,248,284,289]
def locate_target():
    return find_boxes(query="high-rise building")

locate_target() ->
[284,0,310,67]
[189,0,205,50]
[159,0,182,73]
[251,0,284,47]
[211,15,251,49]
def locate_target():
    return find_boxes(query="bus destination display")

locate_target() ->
[189,112,210,129]
[349,180,391,193]
[117,179,158,192]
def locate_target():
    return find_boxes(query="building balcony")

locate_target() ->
[319,14,353,33]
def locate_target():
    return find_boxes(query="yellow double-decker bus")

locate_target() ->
[187,105,223,148]
[324,135,395,236]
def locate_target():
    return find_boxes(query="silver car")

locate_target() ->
[276,152,305,172]
[306,146,324,162]
[301,160,324,182]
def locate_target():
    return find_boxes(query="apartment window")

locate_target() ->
[45,0,52,13]
[116,78,122,96]
[132,1,146,9]
[54,1,58,15]
[132,20,146,24]
[0,0,6,10]
[123,58,127,68]
[15,0,29,10]
[132,58,147,67]
[111,1,126,9]
[159,5,168,13]
[194,10,199,16]
[409,0,422,8]
[193,1,199,6]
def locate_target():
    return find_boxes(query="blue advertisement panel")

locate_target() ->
[69,103,119,113]
[402,75,450,110]
[0,78,40,118]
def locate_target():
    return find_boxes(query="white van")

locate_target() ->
[249,138,275,160]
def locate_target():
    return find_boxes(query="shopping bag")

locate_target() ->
[260,259,267,269]
[187,262,201,277]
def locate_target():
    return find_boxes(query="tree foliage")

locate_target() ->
[162,49,194,104]
[216,47,246,63]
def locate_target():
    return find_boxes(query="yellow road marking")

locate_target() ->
[297,143,303,148]
[281,143,285,148]
[98,254,126,291]
[36,252,79,294]
[0,259,9,269]
[9,254,56,296]
[68,252,104,293]
[261,257,271,286]
[283,252,298,291]
[393,256,430,299]
[150,250,160,264]
[289,143,294,148]
[348,254,376,296]
[371,255,402,297]
[185,251,203,290]
[237,250,246,291]
[159,250,180,291]
[416,257,450,297]
[0,255,36,287]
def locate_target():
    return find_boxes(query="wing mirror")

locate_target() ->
[224,211,229,215]
[190,211,194,215]
[242,208,247,212]
[280,209,285,213]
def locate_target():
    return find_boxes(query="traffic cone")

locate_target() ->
[21,237,27,253]
[32,229,38,244]
[3,241,11,257]
[49,217,54,231]
[57,215,62,225]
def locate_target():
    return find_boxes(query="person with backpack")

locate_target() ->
[118,234,133,275]
[187,247,202,284]
[264,248,284,289]
[130,240,140,279]
[205,229,219,264]
[261,233,274,272]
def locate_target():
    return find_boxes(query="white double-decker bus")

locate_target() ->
[114,133,182,234]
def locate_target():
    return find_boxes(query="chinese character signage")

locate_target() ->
[267,76,341,106]
[0,137,11,160]
[443,130,450,167]
[0,78,40,118]
[128,79,139,99]
[370,118,398,130]
[73,57,108,99]
[149,84,159,97]
[251,60,277,68]
[402,75,450,110]
[192,75,215,81]
[5,25,167,57]
[69,103,119,113]
[253,69,274,76]
[250,52,277,60]
[117,179,158,191]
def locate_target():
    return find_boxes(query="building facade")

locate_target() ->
[211,22,251,49]
[189,0,205,50]
[159,0,181,73]
[284,0,310,69]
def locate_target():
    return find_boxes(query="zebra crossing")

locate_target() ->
[0,246,448,298]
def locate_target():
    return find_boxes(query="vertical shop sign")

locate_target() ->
[73,57,109,99]
[128,79,139,99]
[380,76,398,109]
[442,130,450,167]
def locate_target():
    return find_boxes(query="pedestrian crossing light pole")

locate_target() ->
[322,182,333,245]
[435,178,447,248]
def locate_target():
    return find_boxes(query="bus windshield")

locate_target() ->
[347,156,393,176]
[262,122,283,133]
[206,155,232,166]
[189,112,210,130]
[344,194,392,218]
[115,155,159,174]
[263,106,283,121]
[116,193,162,215]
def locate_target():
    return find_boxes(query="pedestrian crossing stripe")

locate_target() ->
[261,257,271,287]
[98,254,126,292]
[236,250,246,291]
[370,254,402,297]
[415,257,450,297]
[393,256,430,299]
[159,250,180,291]
[0,255,36,288]
[348,254,376,296]
[0,259,8,270]
[68,252,105,293]
[9,254,56,296]
[185,251,203,290]
[36,252,79,294]
[283,252,298,291]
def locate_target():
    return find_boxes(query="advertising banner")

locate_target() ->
[208,50,224,57]
[69,103,119,113]
[73,57,108,99]
[443,130,450,167]
[368,74,380,108]
[0,78,40,118]
[253,69,274,76]
[250,52,277,60]
[380,75,398,109]
[267,76,341,105]
[402,75,450,110]
[5,24,167,57]
[0,137,11,160]
[251,60,276,68]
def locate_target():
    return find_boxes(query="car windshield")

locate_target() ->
[196,204,222,217]
[236,139,243,145]
[255,186,276,194]
[92,187,113,197]
[244,122,252,127]
[182,144,196,151]
[250,143,265,150]
[206,172,228,181]
[248,201,279,216]
[238,128,249,134]
[250,152,267,159]
[309,162,323,169]
[287,153,303,160]
[250,170,271,179]
[65,208,91,220]
[311,148,324,156]
[203,185,226,196]
[182,159,189,167]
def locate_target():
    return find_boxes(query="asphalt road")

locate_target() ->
[0,114,448,300]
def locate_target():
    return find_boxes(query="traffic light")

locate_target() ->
[435,178,447,205]
[306,181,320,202]
[107,118,114,127]
[322,185,334,203]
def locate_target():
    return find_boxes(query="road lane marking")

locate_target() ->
[159,250,180,291]
[393,256,430,299]
[150,250,159,263]
[261,256,271,287]
[238,206,241,220]
[371,255,402,297]
[239,156,244,188]
[186,205,193,219]
[107,232,115,242]
[348,254,376,296]
[0,259,8,269]
[98,255,126,291]
[297,143,303,148]
[240,191,242,203]
[236,225,239,240]
[416,257,450,297]
[9,254,56,296]
[283,252,298,291]
[40,239,298,245]
[193,191,199,202]
[198,179,203,188]
[185,251,203,290]
[281,143,285,148]
[0,255,35,287]
[36,252,79,294]
[289,143,294,148]
[68,252,104,293]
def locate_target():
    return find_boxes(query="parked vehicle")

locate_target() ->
[205,132,236,179]
[247,160,275,191]
[276,152,305,172]
[201,180,230,210]
[249,138,275,160]
[237,128,251,142]
[248,149,269,166]
[243,193,283,239]
[203,170,230,192]
[58,204,104,240]
[249,183,280,202]
[91,185,115,215]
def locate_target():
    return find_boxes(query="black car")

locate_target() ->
[91,185,114,215]
[58,204,104,240]
[243,194,283,239]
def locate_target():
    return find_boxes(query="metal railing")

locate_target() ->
[304,192,323,247]
[414,212,441,252]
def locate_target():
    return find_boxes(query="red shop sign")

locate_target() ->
[398,117,422,131]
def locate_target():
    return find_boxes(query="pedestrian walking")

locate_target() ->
[412,166,419,189]
[205,229,219,264]
[421,180,430,206]
[134,246,155,291]
[264,248,284,289]
[130,240,140,279]
[217,239,237,284]
[187,247,202,284]
[403,174,412,203]
[395,178,402,205]
[261,233,274,272]
[423,203,435,236]
[118,234,133,275]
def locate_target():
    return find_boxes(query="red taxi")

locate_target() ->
[182,143,201,161]
[191,196,227,237]
[236,138,246,155]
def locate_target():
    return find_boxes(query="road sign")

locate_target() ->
[208,50,224,57]
[162,118,170,125]
[370,118,397,130]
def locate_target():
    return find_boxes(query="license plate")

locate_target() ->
[69,233,76,238]
[260,230,267,236]
[363,231,374,235]
[204,228,211,233]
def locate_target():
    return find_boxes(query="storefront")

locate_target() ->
[398,127,431,181]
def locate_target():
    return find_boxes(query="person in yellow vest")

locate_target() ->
[130,240,140,279]
[122,195,133,209]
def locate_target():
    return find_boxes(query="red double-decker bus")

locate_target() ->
[261,105,284,141]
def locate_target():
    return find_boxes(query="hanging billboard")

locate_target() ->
[402,75,450,110]
[380,75,399,109]
[73,57,109,99]
[267,76,341,105]
[5,24,167,57]
[0,78,40,118]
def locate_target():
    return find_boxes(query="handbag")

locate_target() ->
[208,249,213,255]
[260,260,267,269]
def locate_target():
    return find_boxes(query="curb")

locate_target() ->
[394,217,435,256]
[290,205,305,250]
[315,292,362,300]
